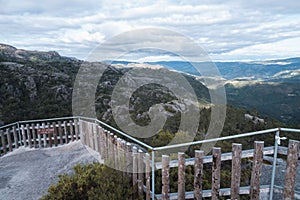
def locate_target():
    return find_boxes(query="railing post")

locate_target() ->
[151,150,156,200]
[162,155,170,200]
[269,130,280,200]
[17,122,22,146]
[212,147,221,199]
[178,152,185,200]
[283,140,300,199]
[138,150,144,198]
[146,153,151,200]
[250,141,264,200]
[231,143,242,200]
[194,150,204,200]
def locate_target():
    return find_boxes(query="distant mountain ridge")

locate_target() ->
[111,58,300,82]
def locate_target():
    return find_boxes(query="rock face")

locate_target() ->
[0,43,210,126]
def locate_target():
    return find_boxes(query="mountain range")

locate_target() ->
[0,43,299,126]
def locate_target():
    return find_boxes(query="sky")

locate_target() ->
[1,0,300,62]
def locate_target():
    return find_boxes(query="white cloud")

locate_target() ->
[0,0,300,61]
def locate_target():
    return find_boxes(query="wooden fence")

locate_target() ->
[0,117,79,155]
[1,117,300,199]
[79,119,300,200]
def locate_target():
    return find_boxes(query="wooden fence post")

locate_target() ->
[26,124,32,148]
[126,142,132,176]
[138,150,144,198]
[145,153,151,200]
[1,130,6,154]
[21,125,26,147]
[37,123,42,148]
[212,147,221,199]
[250,141,264,200]
[178,152,185,200]
[194,150,204,200]
[13,126,18,148]
[231,143,242,200]
[64,121,68,144]
[74,119,79,141]
[32,123,37,148]
[162,155,170,200]
[7,128,12,152]
[58,121,63,145]
[47,123,52,147]
[97,125,102,159]
[52,122,58,147]
[114,135,118,168]
[93,123,98,152]
[283,140,300,199]
[42,123,47,147]
[70,120,74,142]
[132,147,138,196]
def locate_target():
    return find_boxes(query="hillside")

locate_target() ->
[0,44,287,149]
[113,59,300,124]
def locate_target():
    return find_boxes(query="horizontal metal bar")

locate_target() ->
[280,128,300,133]
[78,116,153,150]
[0,122,18,130]
[153,128,279,151]
[154,185,271,199]
[18,116,77,124]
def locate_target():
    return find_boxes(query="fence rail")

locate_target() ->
[1,116,300,200]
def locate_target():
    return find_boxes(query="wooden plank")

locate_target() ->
[47,123,52,147]
[58,121,63,145]
[138,150,144,198]
[1,130,7,154]
[145,154,151,200]
[63,121,68,144]
[231,143,242,200]
[126,142,132,176]
[7,128,12,152]
[79,120,83,144]
[26,124,32,148]
[155,146,274,169]
[250,141,264,200]
[132,147,138,196]
[114,135,118,168]
[52,122,58,146]
[212,147,221,199]
[69,120,74,142]
[162,155,170,200]
[283,140,300,199]
[194,150,204,200]
[97,125,102,159]
[178,152,185,200]
[21,125,27,147]
[42,123,47,147]
[37,124,42,148]
[74,119,79,141]
[110,133,115,167]
[13,126,18,148]
[93,123,98,152]
[31,123,37,148]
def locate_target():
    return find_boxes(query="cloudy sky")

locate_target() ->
[1,0,300,61]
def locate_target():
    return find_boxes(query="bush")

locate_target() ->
[41,163,135,200]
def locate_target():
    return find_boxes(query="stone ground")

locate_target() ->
[0,141,98,200]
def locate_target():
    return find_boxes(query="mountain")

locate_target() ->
[112,59,300,124]
[0,44,211,126]
[135,58,300,82]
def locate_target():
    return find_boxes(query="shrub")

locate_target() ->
[41,163,136,200]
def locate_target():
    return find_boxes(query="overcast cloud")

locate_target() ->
[0,0,300,61]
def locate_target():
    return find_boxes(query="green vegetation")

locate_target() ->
[41,163,138,200]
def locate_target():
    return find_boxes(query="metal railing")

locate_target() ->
[1,116,300,199]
